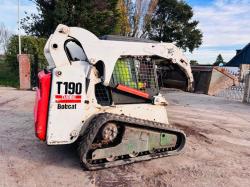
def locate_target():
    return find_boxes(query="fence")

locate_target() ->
[215,71,250,103]
[30,54,47,87]
[215,82,245,101]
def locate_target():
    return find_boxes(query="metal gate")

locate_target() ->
[215,82,245,101]
[215,72,250,102]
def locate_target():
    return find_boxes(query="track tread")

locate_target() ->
[78,113,186,170]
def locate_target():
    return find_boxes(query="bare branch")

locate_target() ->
[141,0,158,38]
[0,23,12,54]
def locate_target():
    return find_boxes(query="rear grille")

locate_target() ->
[95,83,112,106]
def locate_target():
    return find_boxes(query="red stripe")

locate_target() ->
[55,95,62,99]
[56,100,81,103]
[116,84,150,99]
[55,95,82,99]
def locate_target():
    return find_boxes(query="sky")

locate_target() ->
[186,0,250,64]
[0,0,249,64]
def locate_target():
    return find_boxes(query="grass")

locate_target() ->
[0,59,19,88]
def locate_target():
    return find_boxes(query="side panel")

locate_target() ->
[34,71,51,141]
[78,103,170,145]
[103,104,169,125]
[46,62,90,144]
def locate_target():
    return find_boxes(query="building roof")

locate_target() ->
[226,43,250,67]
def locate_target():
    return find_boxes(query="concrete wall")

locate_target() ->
[240,64,250,81]
[207,67,236,96]
[243,73,250,103]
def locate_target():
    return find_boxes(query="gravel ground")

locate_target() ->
[0,87,250,187]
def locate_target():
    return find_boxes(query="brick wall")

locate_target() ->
[18,54,31,90]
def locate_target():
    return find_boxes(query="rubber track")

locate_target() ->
[78,113,186,170]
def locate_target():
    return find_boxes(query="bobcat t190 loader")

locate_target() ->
[34,24,193,170]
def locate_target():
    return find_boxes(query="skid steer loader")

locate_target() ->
[34,24,192,170]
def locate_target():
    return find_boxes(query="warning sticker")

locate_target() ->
[55,95,82,103]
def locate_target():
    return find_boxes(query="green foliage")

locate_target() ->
[113,0,131,36]
[114,0,159,38]
[21,0,203,53]
[147,0,203,52]
[213,54,225,66]
[5,35,47,87]
[21,0,119,37]
[190,60,199,65]
[0,58,19,87]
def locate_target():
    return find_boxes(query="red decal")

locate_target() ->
[55,95,82,103]
[55,95,62,99]
[56,100,81,103]
[75,95,82,99]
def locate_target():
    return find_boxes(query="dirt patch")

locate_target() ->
[0,97,18,106]
[1,88,250,187]
[212,123,232,133]
[170,99,180,104]
[173,122,213,144]
[241,152,250,157]
[94,165,138,187]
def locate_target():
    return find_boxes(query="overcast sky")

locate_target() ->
[0,0,249,64]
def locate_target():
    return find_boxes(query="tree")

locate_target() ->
[190,60,199,66]
[147,0,202,52]
[0,23,11,53]
[22,0,119,37]
[22,0,203,52]
[128,0,151,37]
[114,0,131,36]
[213,54,225,66]
[5,35,47,86]
[114,0,159,37]
[141,0,158,38]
